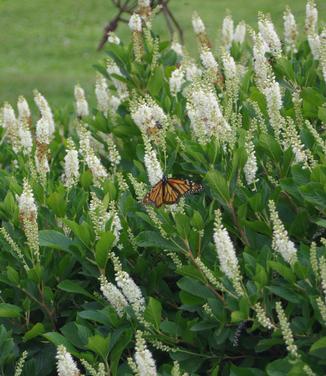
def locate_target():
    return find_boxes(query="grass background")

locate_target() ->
[1,0,325,110]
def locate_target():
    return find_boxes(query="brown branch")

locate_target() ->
[97,0,184,50]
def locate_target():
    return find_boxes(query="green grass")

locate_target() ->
[0,0,325,109]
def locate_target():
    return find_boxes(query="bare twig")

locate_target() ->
[97,0,183,50]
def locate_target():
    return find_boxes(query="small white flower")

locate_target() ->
[305,0,318,35]
[2,102,20,152]
[63,143,79,188]
[192,12,205,35]
[171,41,184,56]
[308,33,320,60]
[258,15,282,58]
[56,345,80,376]
[283,7,297,53]
[222,15,234,50]
[115,269,145,314]
[131,99,167,134]
[143,140,163,186]
[269,200,297,264]
[33,90,55,138]
[184,62,202,81]
[18,124,33,154]
[213,210,239,279]
[321,28,326,84]
[233,21,246,44]
[222,52,237,80]
[99,275,128,317]
[169,68,185,95]
[18,179,37,220]
[35,117,51,144]
[200,49,218,71]
[74,84,89,118]
[17,96,31,124]
[244,140,257,186]
[134,331,157,376]
[107,32,120,45]
[129,14,142,32]
[95,74,109,115]
[263,81,282,111]
[107,59,129,99]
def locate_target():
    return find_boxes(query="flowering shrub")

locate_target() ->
[1,0,326,375]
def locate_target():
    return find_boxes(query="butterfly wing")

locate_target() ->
[143,178,203,207]
[167,178,203,196]
[143,180,164,208]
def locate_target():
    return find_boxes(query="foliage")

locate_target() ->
[0,1,326,375]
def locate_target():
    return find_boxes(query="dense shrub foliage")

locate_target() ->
[0,1,326,375]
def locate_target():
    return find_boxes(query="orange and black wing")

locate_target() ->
[162,181,181,205]
[167,178,203,196]
[143,180,164,208]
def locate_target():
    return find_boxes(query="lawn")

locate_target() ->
[0,0,325,110]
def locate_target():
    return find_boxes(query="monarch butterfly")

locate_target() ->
[143,175,203,208]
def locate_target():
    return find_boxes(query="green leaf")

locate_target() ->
[177,277,215,299]
[266,286,301,304]
[268,261,296,283]
[174,213,190,239]
[205,170,230,204]
[255,338,283,353]
[299,182,326,210]
[135,231,175,249]
[231,311,247,323]
[95,231,115,269]
[58,280,93,299]
[43,332,77,355]
[110,330,132,376]
[0,303,21,318]
[39,230,74,252]
[310,336,326,359]
[230,365,265,376]
[144,297,162,329]
[47,190,67,218]
[318,107,326,123]
[87,334,110,360]
[23,323,45,342]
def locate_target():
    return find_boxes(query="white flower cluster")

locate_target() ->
[63,139,79,188]
[284,117,309,166]
[283,7,297,53]
[220,15,246,48]
[107,32,120,45]
[99,275,128,317]
[233,21,246,44]
[18,179,37,220]
[244,130,258,187]
[254,303,274,330]
[222,51,237,80]
[187,83,231,144]
[56,345,80,376]
[269,200,297,264]
[200,48,219,72]
[183,61,202,81]
[2,102,21,153]
[305,0,318,35]
[305,0,320,60]
[169,67,185,95]
[320,28,326,83]
[130,97,167,135]
[34,90,55,139]
[222,15,234,50]
[95,73,110,115]
[213,209,239,279]
[133,331,157,376]
[17,96,31,125]
[275,301,299,358]
[129,13,142,32]
[74,84,89,118]
[171,39,184,57]
[89,192,110,237]
[258,14,282,58]
[106,59,129,99]
[112,255,145,315]
[108,201,123,243]
[78,126,108,184]
[106,134,121,167]
[192,12,206,35]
